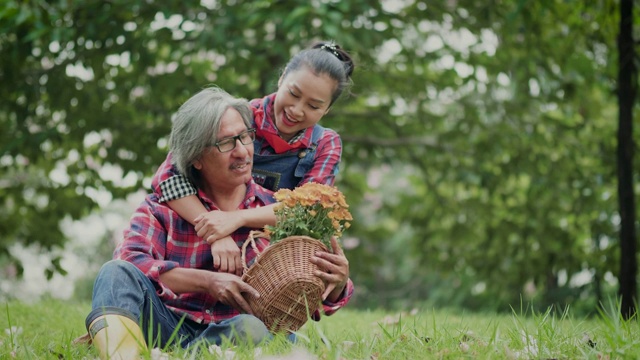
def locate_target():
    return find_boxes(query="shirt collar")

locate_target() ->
[197,180,274,210]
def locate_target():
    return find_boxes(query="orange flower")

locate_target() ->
[264,183,352,250]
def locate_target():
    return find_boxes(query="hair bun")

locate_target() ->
[313,41,355,78]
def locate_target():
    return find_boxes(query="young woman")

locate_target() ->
[151,41,355,275]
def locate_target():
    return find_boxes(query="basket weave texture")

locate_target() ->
[242,233,327,333]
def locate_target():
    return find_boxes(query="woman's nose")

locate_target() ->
[290,101,304,117]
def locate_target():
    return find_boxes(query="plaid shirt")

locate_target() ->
[151,93,342,203]
[115,180,353,324]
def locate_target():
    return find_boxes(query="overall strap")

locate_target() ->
[296,124,325,169]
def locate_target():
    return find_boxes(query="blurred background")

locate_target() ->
[1,0,637,317]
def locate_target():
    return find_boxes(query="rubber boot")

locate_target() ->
[88,314,145,360]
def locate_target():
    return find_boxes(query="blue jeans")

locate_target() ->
[86,260,282,348]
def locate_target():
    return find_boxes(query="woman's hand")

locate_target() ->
[195,210,242,243]
[210,236,243,276]
[310,237,349,303]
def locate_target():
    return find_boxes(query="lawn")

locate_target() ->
[1,299,638,359]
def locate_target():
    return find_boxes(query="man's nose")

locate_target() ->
[232,138,251,155]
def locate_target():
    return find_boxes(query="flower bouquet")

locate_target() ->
[241,183,352,333]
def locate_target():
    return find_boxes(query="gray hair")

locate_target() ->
[169,87,252,187]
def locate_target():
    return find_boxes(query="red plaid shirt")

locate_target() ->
[115,180,353,324]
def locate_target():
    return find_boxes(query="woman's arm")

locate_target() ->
[153,153,274,232]
[196,205,276,276]
[151,153,197,202]
[194,204,277,243]
[300,129,342,186]
[167,196,208,226]
[151,153,209,226]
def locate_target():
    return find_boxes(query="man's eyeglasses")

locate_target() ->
[211,129,256,153]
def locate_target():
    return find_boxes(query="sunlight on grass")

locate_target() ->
[1,299,639,359]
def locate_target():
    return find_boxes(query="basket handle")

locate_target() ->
[241,230,270,274]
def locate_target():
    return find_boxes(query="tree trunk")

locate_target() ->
[617,0,637,320]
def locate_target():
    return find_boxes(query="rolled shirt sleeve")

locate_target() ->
[300,128,342,187]
[150,153,197,203]
[311,278,354,321]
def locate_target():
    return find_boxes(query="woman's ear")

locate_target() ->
[193,159,202,170]
[278,67,288,87]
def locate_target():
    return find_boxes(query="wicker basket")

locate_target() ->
[241,231,327,333]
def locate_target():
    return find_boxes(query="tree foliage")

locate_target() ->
[1,0,637,312]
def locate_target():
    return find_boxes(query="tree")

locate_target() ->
[0,0,393,280]
[616,0,637,319]
[339,1,632,312]
[1,0,636,313]
[1,0,199,278]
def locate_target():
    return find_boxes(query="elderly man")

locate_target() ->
[84,87,354,359]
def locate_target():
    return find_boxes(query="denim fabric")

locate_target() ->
[251,124,325,191]
[86,260,282,348]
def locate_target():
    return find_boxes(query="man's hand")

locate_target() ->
[310,237,350,303]
[207,272,259,315]
[211,236,243,276]
[194,210,242,243]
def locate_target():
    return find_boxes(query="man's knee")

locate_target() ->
[91,260,146,310]
[94,260,143,287]
[231,314,271,344]
[98,259,138,277]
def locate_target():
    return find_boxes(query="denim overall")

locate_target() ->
[251,125,325,191]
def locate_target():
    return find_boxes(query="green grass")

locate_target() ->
[1,299,639,359]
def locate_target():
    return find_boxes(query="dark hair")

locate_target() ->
[282,41,355,105]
